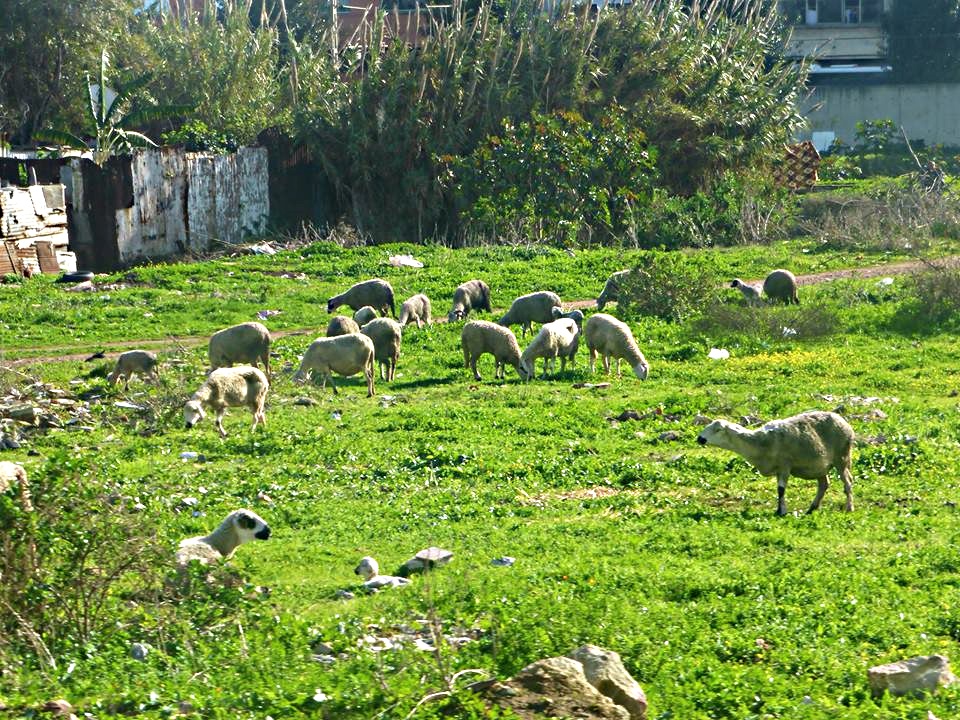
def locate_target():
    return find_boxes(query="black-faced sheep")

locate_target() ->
[293,333,376,397]
[327,279,395,317]
[696,410,854,515]
[730,279,762,305]
[361,317,403,381]
[519,318,580,381]
[326,316,361,337]
[584,313,649,380]
[763,269,799,305]
[175,509,271,567]
[460,320,522,381]
[447,280,491,323]
[183,366,269,438]
[398,293,432,328]
[498,291,562,338]
[107,350,159,389]
[209,322,271,379]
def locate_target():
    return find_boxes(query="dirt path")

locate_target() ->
[2,255,949,367]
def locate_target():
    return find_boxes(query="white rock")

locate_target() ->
[568,645,647,720]
[868,655,959,697]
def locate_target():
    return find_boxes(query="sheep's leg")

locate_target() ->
[603,355,611,374]
[366,367,375,397]
[216,409,228,438]
[776,472,789,516]
[808,476,829,513]
[615,358,622,378]
[842,466,854,512]
[326,373,338,395]
[589,347,597,373]
[471,356,481,381]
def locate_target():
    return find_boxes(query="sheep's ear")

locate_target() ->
[237,513,256,529]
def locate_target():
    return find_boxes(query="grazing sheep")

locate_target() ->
[584,313,649,380]
[327,278,395,317]
[551,306,585,330]
[326,315,361,337]
[519,318,580,381]
[175,509,271,567]
[460,320,522,381]
[730,279,762,306]
[398,293,432,328]
[209,322,271,379]
[763,269,799,305]
[354,556,410,591]
[596,270,631,311]
[447,279,492,323]
[107,350,159,389]
[183,366,269,438]
[696,410,854,516]
[353,306,378,326]
[361,317,403,381]
[293,333,376,396]
[498,291,562,338]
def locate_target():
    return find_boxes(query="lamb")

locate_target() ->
[447,279,492,322]
[763,269,800,305]
[584,313,649,380]
[498,291,562,338]
[326,315,360,337]
[398,293,432,328]
[175,509,271,567]
[551,306,585,330]
[596,270,631,311]
[730,279,762,305]
[107,350,159,389]
[354,556,410,591]
[696,410,854,516]
[183,366,269,438]
[519,318,580,381]
[460,320,522,380]
[293,333,376,396]
[353,306,378,326]
[327,278,395,317]
[361,317,403,381]
[209,322,271,379]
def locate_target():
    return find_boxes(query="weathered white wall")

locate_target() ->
[799,83,960,147]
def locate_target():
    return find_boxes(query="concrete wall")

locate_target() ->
[798,83,960,147]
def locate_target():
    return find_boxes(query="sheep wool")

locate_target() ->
[107,350,159,389]
[0,461,32,512]
[447,280,492,323]
[293,333,376,396]
[584,313,649,380]
[326,315,361,337]
[208,322,271,378]
[361,317,403,381]
[353,306,378,326]
[327,279,396,317]
[176,509,271,567]
[519,318,580,381]
[498,291,562,338]
[184,366,269,438]
[398,293,432,328]
[460,320,522,380]
[730,279,762,305]
[763,269,800,305]
[697,410,854,515]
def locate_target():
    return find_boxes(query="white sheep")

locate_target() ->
[107,350,159,389]
[183,366,269,438]
[551,306,585,330]
[519,318,580,381]
[763,269,800,305]
[175,509,271,567]
[0,461,35,583]
[460,320,522,380]
[293,333,376,397]
[353,306,378,326]
[326,316,360,337]
[209,322,271,379]
[498,291,562,338]
[327,279,395,317]
[447,279,492,322]
[361,317,403,381]
[354,556,410,591]
[696,410,854,515]
[596,270,631,311]
[398,293,432,328]
[584,313,649,380]
[730,279,762,305]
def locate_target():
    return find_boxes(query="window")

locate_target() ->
[798,0,883,24]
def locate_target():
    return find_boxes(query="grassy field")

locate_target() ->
[4,238,960,719]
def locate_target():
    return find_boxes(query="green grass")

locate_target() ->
[3,241,960,719]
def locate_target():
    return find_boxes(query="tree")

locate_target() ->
[885,1,960,83]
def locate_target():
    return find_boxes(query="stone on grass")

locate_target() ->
[868,655,958,698]
[397,547,454,576]
[568,645,647,720]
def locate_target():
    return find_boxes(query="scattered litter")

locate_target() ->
[180,451,199,461]
[312,689,328,703]
[877,277,894,287]
[247,242,277,256]
[492,556,516,567]
[781,326,798,338]
[180,497,199,508]
[130,642,150,661]
[256,309,282,320]
[331,411,342,421]
[388,254,424,268]
[708,348,730,360]
[65,281,95,292]
[114,401,147,411]
[256,491,274,505]
[572,382,611,390]
[414,638,436,652]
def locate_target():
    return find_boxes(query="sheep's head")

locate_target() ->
[183,399,205,429]
[229,509,271,542]
[566,309,584,329]
[518,357,535,381]
[354,556,379,580]
[447,308,465,323]
[632,360,649,381]
[326,299,336,313]
[697,419,735,447]
[730,279,744,288]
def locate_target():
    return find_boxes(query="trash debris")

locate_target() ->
[331,411,342,421]
[256,309,282,320]
[572,382,611,390]
[64,280,95,292]
[388,254,424,268]
[130,642,150,661]
[247,242,277,256]
[781,326,798,338]
[877,277,894,287]
[180,451,199,461]
[492,556,516,567]
[708,348,730,360]
[113,401,147,411]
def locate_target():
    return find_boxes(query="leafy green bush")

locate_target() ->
[616,251,722,321]
[696,302,839,343]
[903,259,960,326]
[162,120,241,153]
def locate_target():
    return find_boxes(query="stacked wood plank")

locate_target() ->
[0,184,70,276]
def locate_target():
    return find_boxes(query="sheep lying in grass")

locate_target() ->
[398,293,432,328]
[293,333,376,396]
[184,366,269,438]
[107,350,159,389]
[361,317,403,381]
[354,556,410,591]
[763,269,799,305]
[175,509,271,567]
[326,315,360,337]
[519,318,580,381]
[353,306,378,326]
[209,322,271,379]
[498,291,562,338]
[447,279,491,322]
[696,410,854,516]
[584,313,649,380]
[327,279,395,317]
[551,306,585,330]
[596,270,631,310]
[730,279,762,306]
[461,320,522,380]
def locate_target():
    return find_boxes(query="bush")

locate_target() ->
[696,302,839,343]
[904,259,960,326]
[616,251,722,322]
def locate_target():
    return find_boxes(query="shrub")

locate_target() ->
[616,251,722,322]
[904,259,960,326]
[696,302,839,343]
